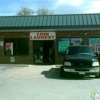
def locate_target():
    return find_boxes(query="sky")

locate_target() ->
[0,0,100,16]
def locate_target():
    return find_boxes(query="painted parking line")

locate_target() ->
[46,65,56,77]
[6,67,28,77]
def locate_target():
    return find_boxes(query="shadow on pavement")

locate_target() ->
[34,62,54,65]
[41,67,96,80]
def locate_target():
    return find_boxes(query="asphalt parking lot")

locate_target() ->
[0,64,100,100]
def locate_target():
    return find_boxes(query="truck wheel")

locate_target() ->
[60,66,65,77]
[95,68,100,78]
[95,73,100,78]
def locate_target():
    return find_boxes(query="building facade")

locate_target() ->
[0,13,100,64]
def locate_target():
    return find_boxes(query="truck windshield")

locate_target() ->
[66,46,95,55]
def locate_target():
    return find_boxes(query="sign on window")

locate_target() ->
[5,42,13,55]
[58,41,70,53]
[89,38,100,54]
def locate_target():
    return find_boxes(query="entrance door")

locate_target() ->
[33,40,55,64]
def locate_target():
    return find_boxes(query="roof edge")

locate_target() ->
[0,28,100,32]
[0,13,100,17]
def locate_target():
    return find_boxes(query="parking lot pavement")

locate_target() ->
[0,64,55,78]
[0,64,100,100]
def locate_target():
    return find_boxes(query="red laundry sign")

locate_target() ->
[30,32,56,40]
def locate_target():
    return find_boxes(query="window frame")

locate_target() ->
[57,37,84,54]
[4,38,29,56]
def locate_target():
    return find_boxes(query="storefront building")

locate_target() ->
[0,13,100,64]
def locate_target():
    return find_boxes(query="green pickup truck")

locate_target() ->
[60,45,100,78]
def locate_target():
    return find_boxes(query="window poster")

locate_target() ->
[89,38,100,54]
[58,38,70,53]
[71,38,83,45]
[58,38,83,53]
[5,42,13,55]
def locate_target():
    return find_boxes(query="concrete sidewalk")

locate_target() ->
[0,64,62,67]
[0,64,29,67]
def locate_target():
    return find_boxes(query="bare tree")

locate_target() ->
[35,7,54,15]
[17,6,34,16]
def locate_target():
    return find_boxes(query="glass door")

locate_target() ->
[33,41,43,63]
[33,40,55,64]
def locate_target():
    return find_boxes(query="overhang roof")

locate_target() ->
[0,13,100,30]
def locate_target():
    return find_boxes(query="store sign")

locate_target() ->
[30,32,56,40]
[89,38,100,44]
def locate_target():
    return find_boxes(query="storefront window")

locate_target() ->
[4,38,29,55]
[58,38,83,53]
[88,38,100,54]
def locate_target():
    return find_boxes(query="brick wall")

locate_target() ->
[0,30,100,64]
[55,30,100,64]
[0,32,33,64]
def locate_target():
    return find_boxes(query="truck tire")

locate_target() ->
[95,73,100,78]
[60,66,65,77]
[95,68,100,78]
